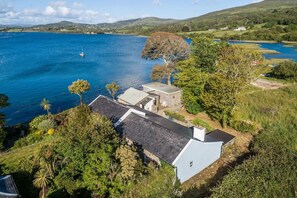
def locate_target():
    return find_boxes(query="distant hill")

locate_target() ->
[2,0,297,35]
[97,17,177,29]
[154,0,297,32]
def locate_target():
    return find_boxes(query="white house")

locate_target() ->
[89,96,235,183]
[234,26,246,31]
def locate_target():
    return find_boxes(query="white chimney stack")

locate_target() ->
[193,127,206,141]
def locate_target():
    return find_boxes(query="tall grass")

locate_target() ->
[211,85,297,197]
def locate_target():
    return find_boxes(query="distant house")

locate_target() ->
[234,26,246,31]
[0,175,19,198]
[142,82,182,108]
[220,27,229,31]
[118,87,157,112]
[89,95,235,183]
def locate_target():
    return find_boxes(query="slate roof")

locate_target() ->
[89,95,129,124]
[116,113,190,164]
[118,88,149,105]
[142,82,181,94]
[205,129,235,145]
[0,175,19,198]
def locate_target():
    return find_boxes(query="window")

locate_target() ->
[190,161,193,167]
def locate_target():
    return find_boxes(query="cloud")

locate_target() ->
[0,1,113,25]
[251,0,264,3]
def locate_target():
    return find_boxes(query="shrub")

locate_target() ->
[164,110,185,122]
[231,120,257,133]
[29,115,48,131]
[272,61,297,81]
[37,119,57,133]
[185,100,201,115]
[192,118,214,132]
[0,126,7,150]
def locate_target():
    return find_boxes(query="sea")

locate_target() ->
[0,32,296,125]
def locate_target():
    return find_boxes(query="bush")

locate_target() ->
[29,115,48,131]
[192,118,214,132]
[37,119,57,133]
[185,100,201,115]
[164,110,185,122]
[0,126,7,150]
[272,61,297,81]
[231,120,257,133]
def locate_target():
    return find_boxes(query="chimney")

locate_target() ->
[193,127,206,141]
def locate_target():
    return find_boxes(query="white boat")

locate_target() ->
[80,51,85,57]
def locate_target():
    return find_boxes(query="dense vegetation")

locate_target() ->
[0,94,9,149]
[174,36,262,127]
[271,61,297,81]
[0,82,179,198]
[211,85,297,197]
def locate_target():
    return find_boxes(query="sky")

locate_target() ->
[0,0,264,25]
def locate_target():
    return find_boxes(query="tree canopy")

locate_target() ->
[142,32,190,85]
[106,82,120,100]
[68,79,90,105]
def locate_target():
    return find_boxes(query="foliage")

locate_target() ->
[0,126,7,150]
[116,144,139,181]
[0,94,9,108]
[272,61,297,81]
[68,79,90,105]
[33,169,51,198]
[124,163,181,198]
[142,32,189,85]
[52,104,126,197]
[37,119,57,133]
[40,98,51,116]
[211,85,297,197]
[175,57,205,115]
[230,120,257,133]
[106,82,120,100]
[201,45,262,127]
[151,64,170,82]
[0,93,9,148]
[192,118,214,132]
[29,115,48,132]
[164,110,185,122]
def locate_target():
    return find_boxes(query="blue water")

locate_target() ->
[0,33,296,125]
[0,33,161,125]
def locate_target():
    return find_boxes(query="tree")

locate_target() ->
[68,79,90,105]
[106,82,120,100]
[0,94,9,149]
[54,105,121,196]
[272,61,297,81]
[175,57,206,114]
[142,32,190,85]
[40,98,51,116]
[201,45,262,127]
[33,169,51,198]
[116,144,139,181]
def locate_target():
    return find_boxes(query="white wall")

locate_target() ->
[172,139,223,183]
[144,98,155,111]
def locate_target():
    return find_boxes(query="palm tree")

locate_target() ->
[40,98,51,116]
[33,169,50,198]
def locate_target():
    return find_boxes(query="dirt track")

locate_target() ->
[251,79,285,89]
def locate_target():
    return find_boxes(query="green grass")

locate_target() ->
[211,85,297,197]
[192,118,214,132]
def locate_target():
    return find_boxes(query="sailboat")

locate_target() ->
[79,51,85,57]
[80,48,85,57]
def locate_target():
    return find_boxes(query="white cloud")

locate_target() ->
[0,1,114,25]
[252,0,264,3]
